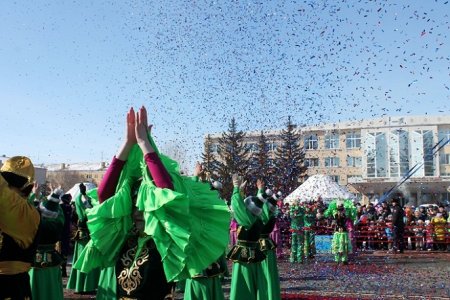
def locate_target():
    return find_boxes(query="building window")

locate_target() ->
[347,175,363,183]
[346,132,361,149]
[325,133,339,149]
[325,157,340,167]
[439,129,450,143]
[304,135,318,150]
[305,158,319,168]
[347,156,362,167]
[330,175,340,183]
[441,153,450,164]
[423,130,434,176]
[211,144,219,153]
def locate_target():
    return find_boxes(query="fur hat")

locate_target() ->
[244,196,264,216]
[210,179,223,191]
[41,188,63,218]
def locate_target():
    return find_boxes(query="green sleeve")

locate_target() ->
[261,203,271,225]
[74,193,86,222]
[231,187,256,228]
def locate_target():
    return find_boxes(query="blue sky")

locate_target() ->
[0,0,448,170]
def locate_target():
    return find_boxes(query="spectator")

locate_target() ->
[59,193,73,277]
[413,220,425,251]
[391,198,405,253]
[424,220,434,251]
[438,205,448,220]
[385,215,394,251]
[431,213,447,251]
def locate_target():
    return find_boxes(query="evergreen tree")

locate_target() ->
[274,116,307,194]
[216,118,250,200]
[248,131,273,191]
[201,134,218,177]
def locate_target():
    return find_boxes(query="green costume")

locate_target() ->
[96,266,116,300]
[29,196,65,300]
[303,204,317,258]
[226,188,268,300]
[289,204,305,263]
[67,189,101,293]
[183,176,227,300]
[325,200,356,264]
[73,139,230,298]
[259,194,281,300]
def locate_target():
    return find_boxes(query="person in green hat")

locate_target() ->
[227,174,268,300]
[0,156,40,299]
[29,188,65,300]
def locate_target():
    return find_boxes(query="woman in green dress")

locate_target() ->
[227,174,268,300]
[67,183,101,293]
[29,188,65,300]
[73,106,230,299]
[183,163,227,300]
[257,180,281,300]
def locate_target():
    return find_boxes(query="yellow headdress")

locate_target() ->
[0,156,35,188]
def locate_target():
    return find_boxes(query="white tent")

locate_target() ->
[66,182,97,202]
[284,175,355,205]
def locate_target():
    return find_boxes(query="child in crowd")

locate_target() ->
[375,217,386,250]
[367,221,377,250]
[385,215,393,251]
[425,220,434,251]
[413,219,425,251]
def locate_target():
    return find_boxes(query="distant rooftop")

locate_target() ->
[45,162,109,171]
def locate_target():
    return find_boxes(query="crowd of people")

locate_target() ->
[240,198,450,261]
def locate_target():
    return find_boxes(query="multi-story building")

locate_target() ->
[207,116,450,205]
[45,162,108,191]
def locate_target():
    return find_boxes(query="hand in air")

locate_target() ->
[125,107,137,145]
[256,178,265,190]
[135,106,149,145]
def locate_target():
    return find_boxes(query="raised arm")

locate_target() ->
[98,108,136,203]
[136,106,173,190]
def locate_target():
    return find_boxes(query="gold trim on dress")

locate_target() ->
[117,245,150,295]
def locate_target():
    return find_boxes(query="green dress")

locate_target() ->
[183,177,227,300]
[259,202,281,300]
[227,187,268,300]
[29,202,65,300]
[73,140,230,297]
[95,266,116,300]
[67,190,101,293]
[289,205,305,263]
